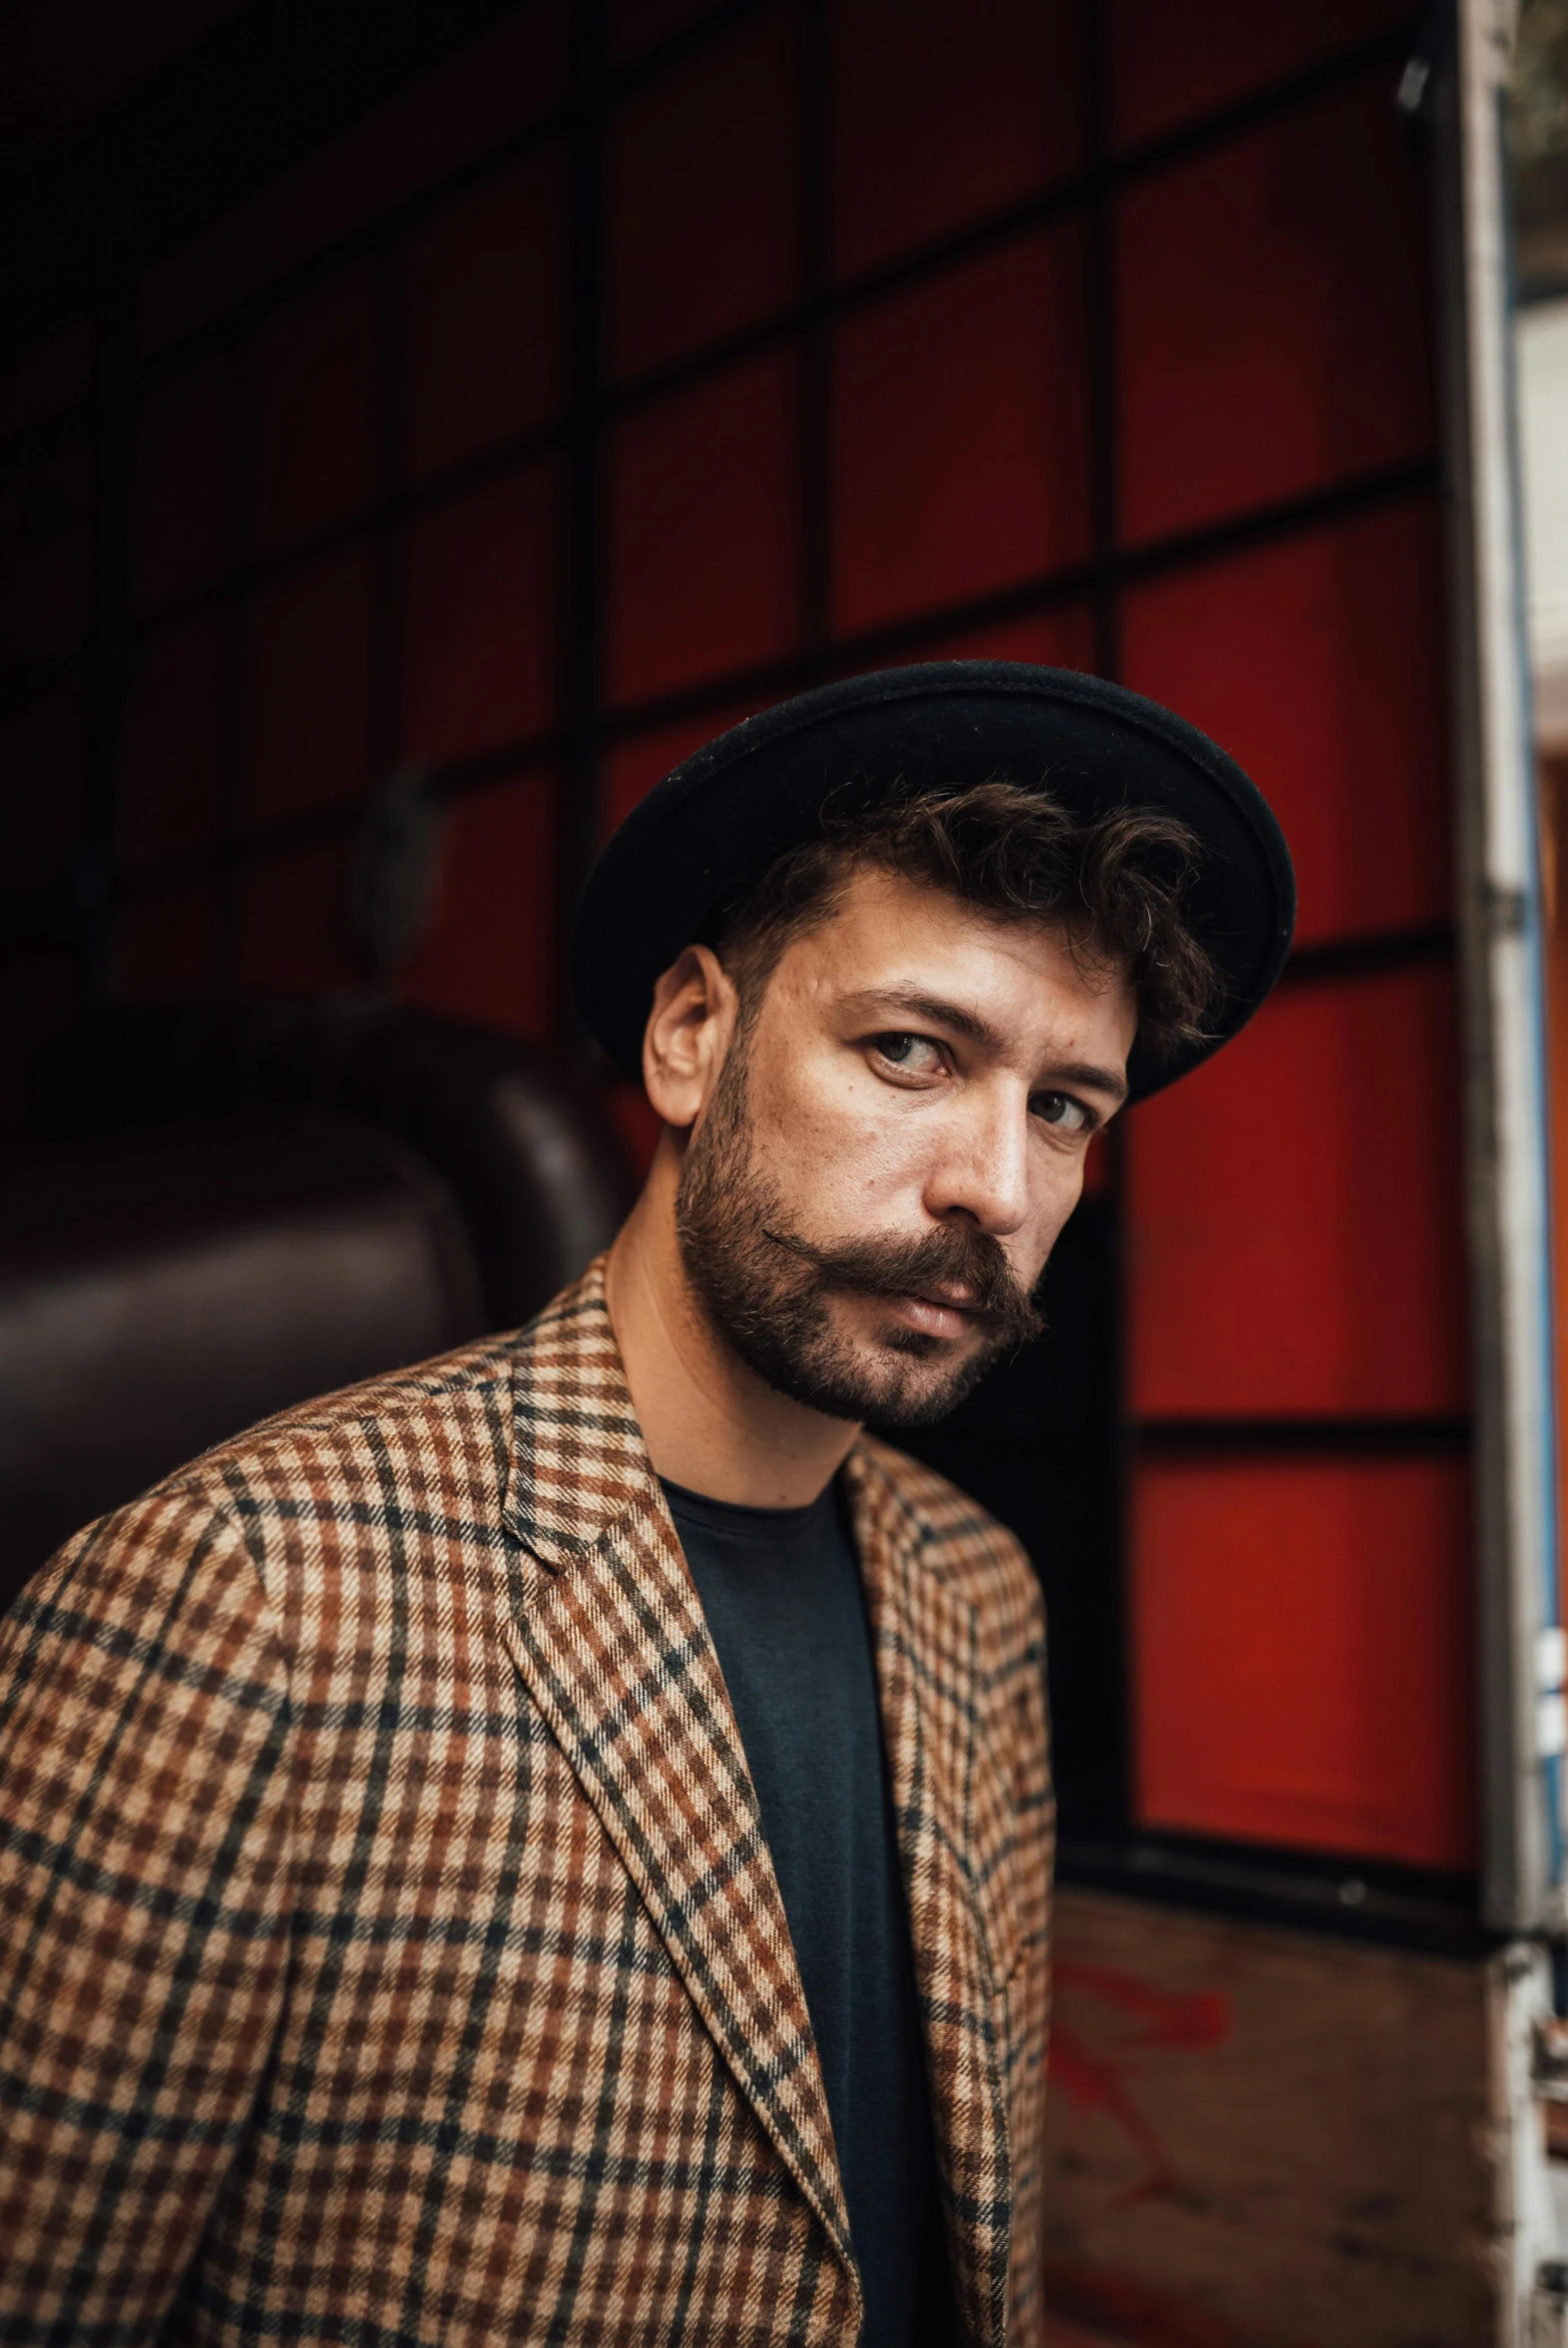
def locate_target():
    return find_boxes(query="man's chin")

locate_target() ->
[697,1271,1003,1428]
[860,1369,989,1429]
[831,1330,997,1428]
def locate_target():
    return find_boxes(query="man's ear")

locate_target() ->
[642,945,739,1131]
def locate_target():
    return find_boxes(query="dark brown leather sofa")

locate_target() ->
[0,999,636,1615]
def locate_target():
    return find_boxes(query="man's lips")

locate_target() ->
[882,1289,978,1338]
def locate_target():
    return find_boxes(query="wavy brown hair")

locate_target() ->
[716,778,1219,1062]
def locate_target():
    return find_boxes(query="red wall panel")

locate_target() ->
[1127,967,1470,1417]
[112,878,222,1000]
[0,449,90,666]
[402,460,563,765]
[251,263,380,558]
[131,359,230,613]
[0,325,90,443]
[602,699,760,841]
[141,6,565,352]
[609,351,800,706]
[832,231,1090,637]
[0,699,82,890]
[861,602,1097,675]
[400,772,557,1039]
[1132,1454,1476,1866]
[239,841,359,991]
[1123,497,1452,945]
[608,0,714,62]
[1117,75,1435,544]
[609,5,800,380]
[119,616,227,870]
[247,552,372,825]
[406,148,567,481]
[831,0,1086,278]
[1110,0,1414,151]
[0,958,73,1120]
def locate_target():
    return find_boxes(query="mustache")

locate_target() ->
[760,1220,1044,1348]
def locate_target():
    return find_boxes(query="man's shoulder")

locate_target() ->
[851,1431,1043,1643]
[151,1326,524,1516]
[26,1266,613,1632]
[14,1325,537,1682]
[189,1262,609,1497]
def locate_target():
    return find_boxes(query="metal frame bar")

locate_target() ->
[1437,0,1563,1936]
[1136,1414,1474,1458]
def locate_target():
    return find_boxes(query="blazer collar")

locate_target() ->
[498,1259,1011,2344]
[497,1257,857,2309]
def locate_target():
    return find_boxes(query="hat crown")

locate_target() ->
[574,660,1294,1102]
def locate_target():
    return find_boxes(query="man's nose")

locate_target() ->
[923,1088,1032,1236]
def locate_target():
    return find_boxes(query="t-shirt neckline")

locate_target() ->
[659,1474,842,1543]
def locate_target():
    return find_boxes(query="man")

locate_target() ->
[0,664,1293,2344]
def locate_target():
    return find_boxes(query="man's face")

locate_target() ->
[675,864,1137,1426]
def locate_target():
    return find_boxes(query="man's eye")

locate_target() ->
[1033,1092,1090,1134]
[872,1034,942,1074]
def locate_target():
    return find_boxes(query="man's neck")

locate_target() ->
[603,1136,859,1509]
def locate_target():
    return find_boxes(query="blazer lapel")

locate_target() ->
[495,1261,855,2292]
[843,1442,1013,2348]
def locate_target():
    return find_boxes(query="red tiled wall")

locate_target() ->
[1120,498,1453,946]
[831,0,1086,277]
[1100,18,1461,1864]
[608,352,801,706]
[1116,75,1434,542]
[608,6,801,379]
[1129,970,1468,1422]
[830,230,1091,636]
[1132,1454,1475,1865]
[405,150,567,480]
[0,0,1469,1867]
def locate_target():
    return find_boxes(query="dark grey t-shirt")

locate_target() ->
[662,1475,954,2348]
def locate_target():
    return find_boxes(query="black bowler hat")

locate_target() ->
[572,661,1295,1103]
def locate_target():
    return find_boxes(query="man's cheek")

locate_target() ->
[811,1143,911,1226]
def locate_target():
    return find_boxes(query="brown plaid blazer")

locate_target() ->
[0,1258,1052,2345]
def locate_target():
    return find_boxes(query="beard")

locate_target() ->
[674,1035,1044,1428]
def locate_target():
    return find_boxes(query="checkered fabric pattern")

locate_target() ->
[0,1257,1052,2345]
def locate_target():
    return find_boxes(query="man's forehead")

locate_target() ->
[770,867,1137,1067]
[784,862,1117,987]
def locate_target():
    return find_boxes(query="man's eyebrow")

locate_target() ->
[1052,1060,1129,1108]
[846,987,1002,1047]
[845,989,1130,1107]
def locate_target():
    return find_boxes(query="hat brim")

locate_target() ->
[572,661,1296,1103]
